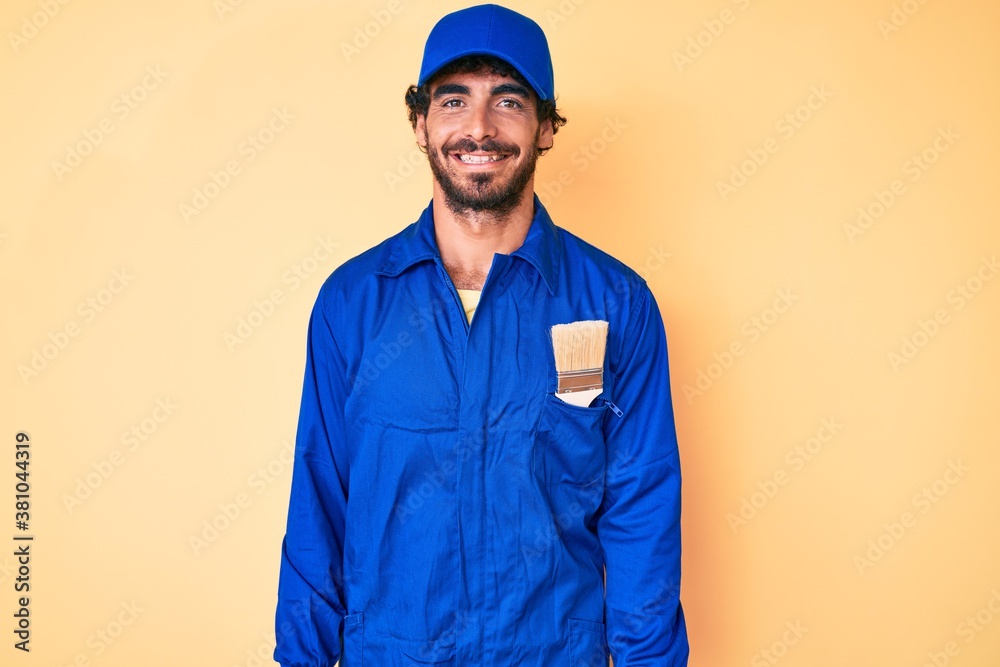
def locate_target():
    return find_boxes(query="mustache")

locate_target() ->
[441,138,521,156]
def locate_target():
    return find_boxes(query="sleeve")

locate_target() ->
[273,284,351,667]
[598,283,689,667]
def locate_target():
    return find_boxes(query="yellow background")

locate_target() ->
[2,0,999,666]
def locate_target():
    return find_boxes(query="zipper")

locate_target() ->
[602,398,623,418]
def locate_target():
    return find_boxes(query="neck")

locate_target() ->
[431,182,535,290]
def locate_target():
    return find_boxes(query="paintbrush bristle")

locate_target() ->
[551,320,609,372]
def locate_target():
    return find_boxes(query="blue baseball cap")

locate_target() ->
[417,4,554,102]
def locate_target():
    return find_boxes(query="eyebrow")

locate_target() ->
[432,82,532,100]
[492,83,531,99]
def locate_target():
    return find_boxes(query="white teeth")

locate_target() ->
[458,154,506,163]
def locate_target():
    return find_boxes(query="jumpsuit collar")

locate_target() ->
[374,192,561,296]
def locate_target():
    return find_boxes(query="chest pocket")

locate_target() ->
[531,370,617,490]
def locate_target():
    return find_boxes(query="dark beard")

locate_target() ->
[425,130,539,220]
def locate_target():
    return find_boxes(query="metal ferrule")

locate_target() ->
[556,368,604,393]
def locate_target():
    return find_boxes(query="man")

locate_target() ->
[273,4,688,666]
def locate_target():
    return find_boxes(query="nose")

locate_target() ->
[462,101,498,143]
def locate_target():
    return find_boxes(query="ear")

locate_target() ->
[415,114,428,149]
[537,118,554,151]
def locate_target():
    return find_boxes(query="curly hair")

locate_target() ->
[405,54,568,155]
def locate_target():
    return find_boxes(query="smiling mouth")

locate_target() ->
[452,153,510,164]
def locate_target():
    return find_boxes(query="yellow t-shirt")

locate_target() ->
[456,289,481,324]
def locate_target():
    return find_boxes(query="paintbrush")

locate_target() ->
[550,320,609,407]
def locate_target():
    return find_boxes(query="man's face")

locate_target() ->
[415,68,554,219]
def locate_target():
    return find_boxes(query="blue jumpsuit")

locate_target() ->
[274,194,688,666]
